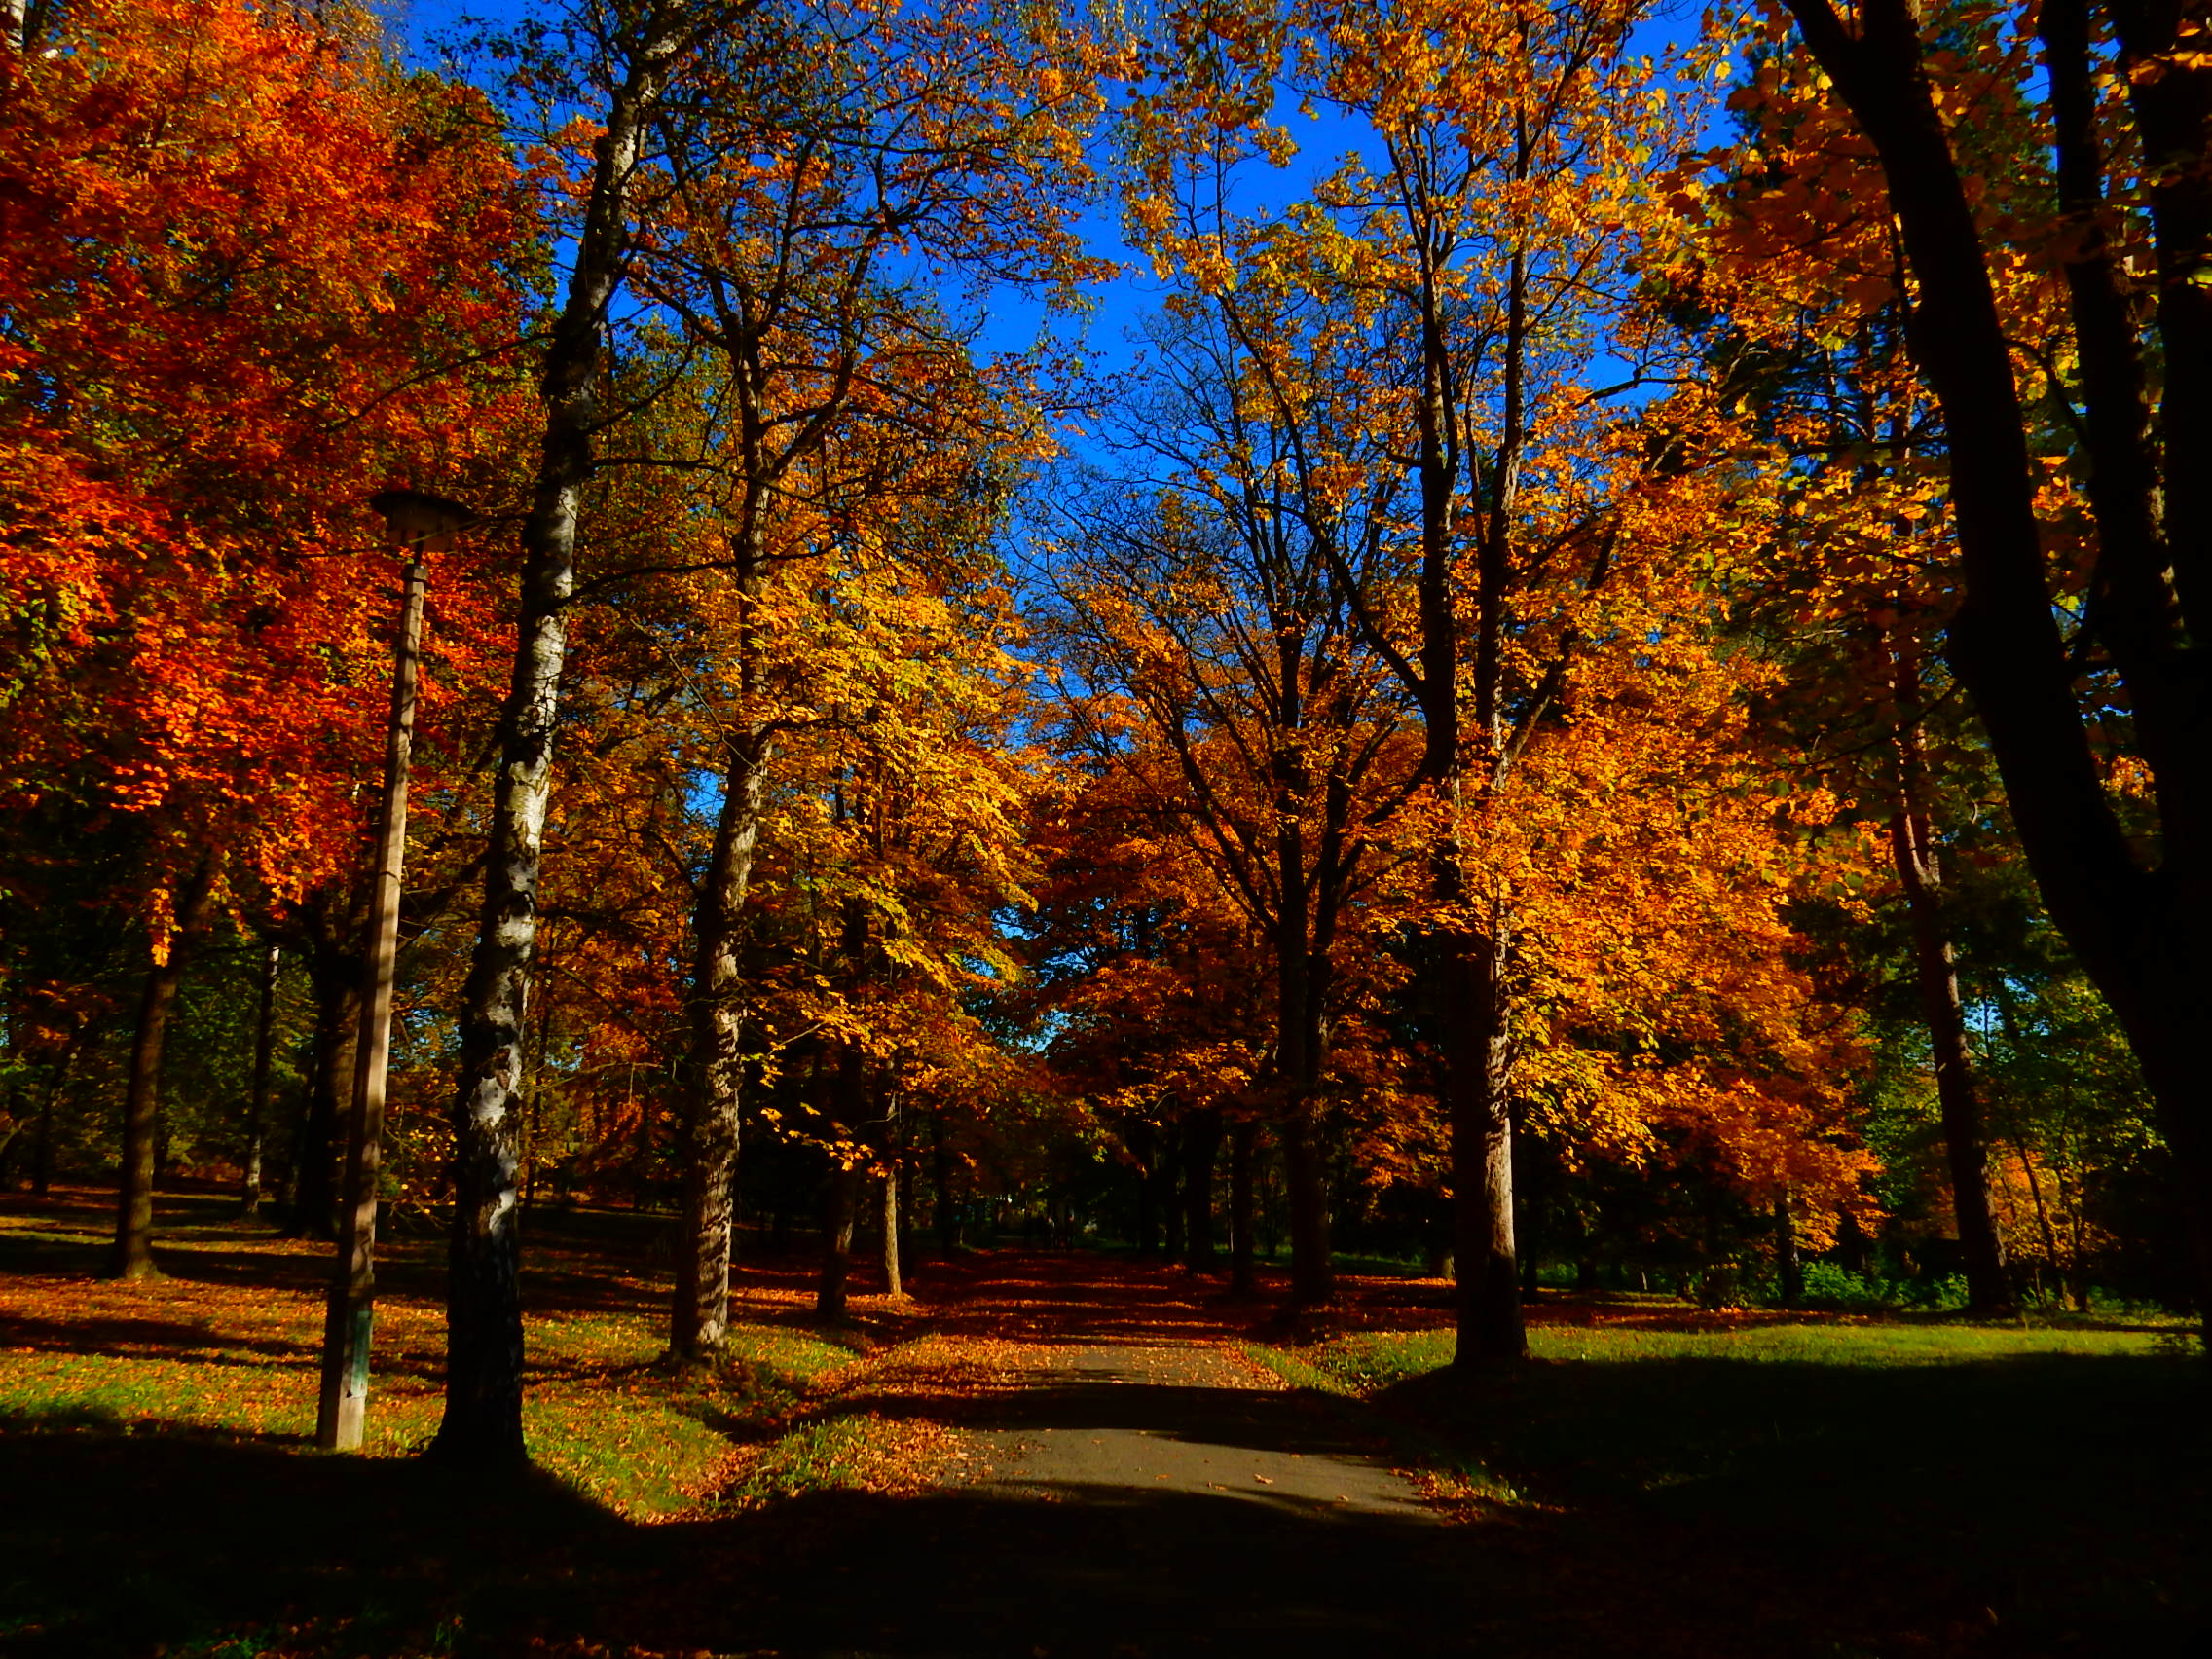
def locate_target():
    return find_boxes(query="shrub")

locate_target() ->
[1794,1261,1897,1311]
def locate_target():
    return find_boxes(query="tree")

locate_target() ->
[1691,295,2020,1313]
[434,0,731,1465]
[0,0,522,1279]
[1041,297,1417,1306]
[1756,0,2212,1323]
[639,0,1111,1357]
[1124,0,1755,1360]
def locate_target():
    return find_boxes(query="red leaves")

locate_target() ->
[0,0,526,918]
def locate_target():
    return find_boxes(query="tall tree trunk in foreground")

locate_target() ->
[109,858,216,1279]
[436,11,686,1466]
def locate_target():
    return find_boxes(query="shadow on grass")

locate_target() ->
[0,1311,313,1364]
[1371,1347,2207,1655]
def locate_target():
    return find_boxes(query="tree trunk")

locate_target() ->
[1161,1120,1185,1265]
[818,1161,860,1320]
[2013,1137,2062,1304]
[671,699,770,1358]
[815,1034,866,1319]
[108,858,216,1279]
[1775,1196,1802,1308]
[240,941,279,1219]
[932,1108,959,1252]
[1181,1107,1220,1272]
[630,1074,655,1205]
[881,1168,902,1299]
[1516,1127,1541,1303]
[437,12,688,1469]
[0,1109,22,1191]
[523,937,557,1217]
[1228,1120,1256,1294]
[320,555,428,1455]
[1889,793,2015,1315]
[30,1084,53,1196]
[1276,919,1333,1308]
[29,1027,84,1198]
[1281,1104,1332,1307]
[1425,1196,1456,1280]
[1131,1118,1159,1258]
[1446,925,1523,1367]
[897,1153,916,1278]
[288,929,360,1241]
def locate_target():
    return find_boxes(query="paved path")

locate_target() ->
[735,1337,1504,1657]
[949,1342,1440,1522]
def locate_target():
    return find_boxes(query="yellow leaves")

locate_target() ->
[1784,787,1843,828]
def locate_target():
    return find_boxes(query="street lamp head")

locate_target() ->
[368,488,476,554]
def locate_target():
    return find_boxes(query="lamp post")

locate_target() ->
[316,488,472,1453]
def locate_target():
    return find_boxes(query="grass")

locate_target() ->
[0,1186,871,1519]
[0,1185,947,1656]
[1249,1309,2208,1653]
[1289,1312,2186,1392]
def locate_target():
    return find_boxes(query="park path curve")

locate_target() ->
[942,1339,1441,1522]
[720,1280,1510,1659]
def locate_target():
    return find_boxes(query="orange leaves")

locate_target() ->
[0,0,526,928]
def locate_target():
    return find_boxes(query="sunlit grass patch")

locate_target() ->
[1529,1317,2180,1365]
[1279,1313,2177,1396]
[0,1301,863,1517]
[722,1407,958,1505]
[522,1309,858,1517]
[0,1348,320,1440]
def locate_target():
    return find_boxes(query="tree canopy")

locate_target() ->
[0,0,2198,1461]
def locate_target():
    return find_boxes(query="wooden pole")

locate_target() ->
[317,556,424,1452]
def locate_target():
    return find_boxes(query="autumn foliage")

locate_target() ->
[0,0,524,929]
[0,0,2198,1477]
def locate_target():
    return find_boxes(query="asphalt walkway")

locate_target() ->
[733,1333,1498,1657]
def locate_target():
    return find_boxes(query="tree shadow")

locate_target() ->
[1370,1348,2208,1654]
[0,1422,1549,1658]
[0,1310,312,1364]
